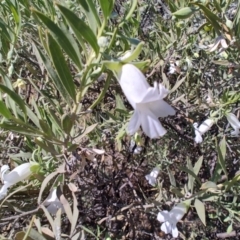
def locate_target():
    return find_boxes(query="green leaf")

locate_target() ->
[170,75,187,93]
[193,156,203,176]
[0,100,13,119]
[120,42,144,63]
[99,0,114,20]
[178,166,201,185]
[200,181,217,190]
[47,33,76,102]
[115,94,127,111]
[187,158,194,193]
[57,4,99,56]
[194,3,221,34]
[26,106,41,129]
[125,0,138,21]
[90,73,112,109]
[61,113,74,135]
[172,7,196,19]
[168,168,176,187]
[70,191,79,235]
[233,2,240,36]
[0,122,43,137]
[0,84,26,116]
[32,42,72,105]
[219,136,226,160]
[33,10,82,70]
[77,0,101,32]
[194,199,206,226]
[39,119,54,137]
[216,137,228,179]
[28,228,47,240]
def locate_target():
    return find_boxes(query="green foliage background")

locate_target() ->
[0,0,240,239]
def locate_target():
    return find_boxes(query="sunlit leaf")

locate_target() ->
[47,33,76,102]
[99,0,114,20]
[33,10,82,70]
[32,42,72,105]
[194,199,206,226]
[0,84,26,116]
[77,0,101,32]
[57,4,99,56]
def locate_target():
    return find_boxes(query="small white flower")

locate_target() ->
[226,113,240,137]
[168,60,180,74]
[208,35,228,53]
[129,140,143,154]
[0,163,33,200]
[145,167,160,186]
[193,119,214,143]
[118,64,175,139]
[43,189,64,215]
[157,203,187,238]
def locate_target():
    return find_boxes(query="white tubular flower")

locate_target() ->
[157,203,187,238]
[193,119,214,144]
[118,64,175,139]
[226,113,240,137]
[145,167,160,186]
[43,189,64,215]
[0,163,33,200]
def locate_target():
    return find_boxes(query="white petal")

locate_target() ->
[220,39,228,49]
[145,175,157,186]
[0,184,10,200]
[148,100,175,118]
[170,203,187,221]
[127,110,141,135]
[231,129,239,137]
[139,84,162,103]
[227,113,240,130]
[149,167,160,178]
[209,43,219,52]
[140,108,166,138]
[161,221,172,234]
[118,64,149,108]
[171,224,179,238]
[133,146,142,154]
[157,211,170,222]
[158,83,169,98]
[198,119,214,134]
[3,163,32,185]
[1,165,10,181]
[194,131,203,143]
[44,189,64,215]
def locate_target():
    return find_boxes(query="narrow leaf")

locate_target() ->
[194,199,206,226]
[216,138,228,179]
[47,33,76,102]
[57,4,99,55]
[178,166,201,185]
[0,100,13,119]
[125,0,138,21]
[99,0,114,20]
[0,84,26,116]
[32,42,72,105]
[33,10,82,69]
[77,0,101,32]
[193,156,203,176]
[38,171,59,204]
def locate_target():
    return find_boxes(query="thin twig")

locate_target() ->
[0,208,39,222]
